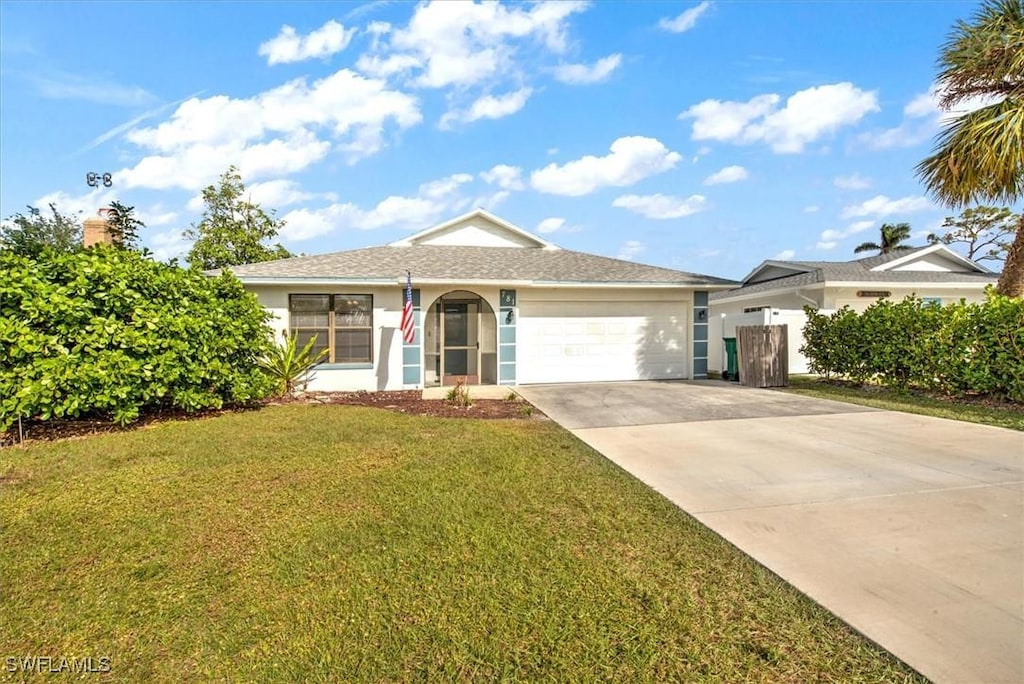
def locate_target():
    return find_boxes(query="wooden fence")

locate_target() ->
[736,325,789,388]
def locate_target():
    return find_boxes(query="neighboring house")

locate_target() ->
[708,244,999,375]
[225,209,737,391]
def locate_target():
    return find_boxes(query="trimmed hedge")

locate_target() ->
[1,247,275,430]
[800,293,1024,402]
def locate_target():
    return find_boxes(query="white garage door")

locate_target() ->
[517,300,688,384]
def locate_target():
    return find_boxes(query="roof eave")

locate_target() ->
[825,279,998,288]
[711,283,826,304]
[233,276,737,289]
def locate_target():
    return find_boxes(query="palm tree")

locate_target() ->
[916,0,1024,296]
[854,223,914,255]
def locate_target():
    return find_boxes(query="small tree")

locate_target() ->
[0,204,82,257]
[105,201,145,250]
[927,206,1020,264]
[854,223,914,255]
[185,166,293,270]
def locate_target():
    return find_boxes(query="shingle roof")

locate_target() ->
[221,244,738,287]
[712,247,998,301]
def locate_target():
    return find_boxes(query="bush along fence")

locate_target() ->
[0,246,276,432]
[800,293,1024,402]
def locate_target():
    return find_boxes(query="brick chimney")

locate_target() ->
[83,210,117,248]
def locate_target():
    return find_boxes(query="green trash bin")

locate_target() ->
[722,337,739,381]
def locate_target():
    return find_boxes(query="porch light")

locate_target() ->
[506,310,514,324]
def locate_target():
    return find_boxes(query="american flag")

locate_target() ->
[400,271,415,344]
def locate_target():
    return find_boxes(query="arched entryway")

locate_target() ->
[423,290,497,387]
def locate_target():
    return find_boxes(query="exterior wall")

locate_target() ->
[250,284,407,392]
[251,283,701,390]
[824,286,990,312]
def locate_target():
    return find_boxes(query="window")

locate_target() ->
[921,297,942,307]
[289,294,373,364]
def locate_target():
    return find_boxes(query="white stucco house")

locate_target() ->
[708,244,999,375]
[224,210,737,391]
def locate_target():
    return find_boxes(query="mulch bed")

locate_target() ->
[271,390,538,420]
[1,391,539,447]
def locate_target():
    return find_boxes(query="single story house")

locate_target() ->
[708,244,999,374]
[225,209,737,391]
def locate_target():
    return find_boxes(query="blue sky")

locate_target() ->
[0,0,1005,279]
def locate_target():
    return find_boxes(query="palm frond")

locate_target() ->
[854,242,882,254]
[916,98,1024,207]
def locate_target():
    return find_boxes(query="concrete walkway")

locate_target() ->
[516,381,1024,684]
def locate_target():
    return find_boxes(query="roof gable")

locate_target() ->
[741,260,815,285]
[389,209,556,250]
[867,244,993,274]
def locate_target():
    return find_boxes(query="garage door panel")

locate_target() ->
[518,300,688,384]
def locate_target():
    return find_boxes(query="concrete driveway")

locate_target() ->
[516,381,1024,684]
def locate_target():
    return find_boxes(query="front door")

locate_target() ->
[443,301,478,385]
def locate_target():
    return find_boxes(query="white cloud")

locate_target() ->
[612,193,707,219]
[815,219,876,250]
[276,171,478,242]
[418,173,474,199]
[480,164,525,190]
[359,0,588,89]
[803,205,820,213]
[683,94,779,142]
[703,165,748,185]
[617,240,645,261]
[280,195,444,242]
[29,69,155,107]
[531,136,682,196]
[440,88,532,129]
[247,179,337,208]
[659,1,712,33]
[840,195,930,219]
[149,229,191,262]
[681,82,879,153]
[833,173,871,190]
[469,189,511,210]
[856,85,998,151]
[552,53,622,84]
[118,69,421,191]
[773,249,796,260]
[259,20,357,65]
[141,208,179,228]
[33,188,116,219]
[537,217,565,234]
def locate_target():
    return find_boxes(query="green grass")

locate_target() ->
[1,406,922,682]
[783,375,1024,431]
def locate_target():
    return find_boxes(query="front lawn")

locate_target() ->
[1,406,921,681]
[783,375,1024,431]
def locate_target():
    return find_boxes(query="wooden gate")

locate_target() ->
[736,325,789,388]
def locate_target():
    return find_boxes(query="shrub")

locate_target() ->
[445,381,472,408]
[0,246,276,430]
[800,292,1023,401]
[259,332,329,396]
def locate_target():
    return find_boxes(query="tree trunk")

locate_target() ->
[995,216,1024,298]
